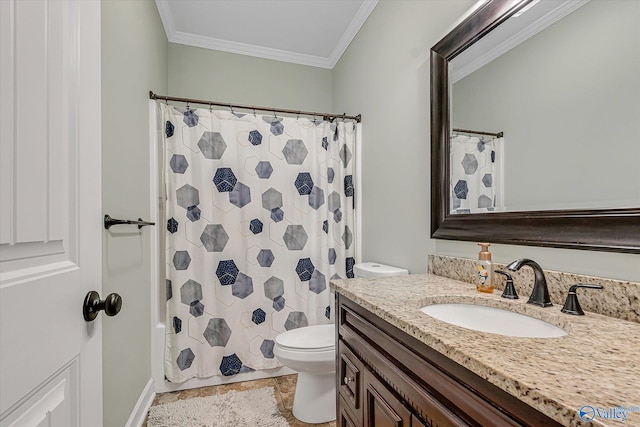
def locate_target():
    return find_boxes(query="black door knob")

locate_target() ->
[83,291,122,321]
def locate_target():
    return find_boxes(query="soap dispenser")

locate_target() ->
[476,243,493,293]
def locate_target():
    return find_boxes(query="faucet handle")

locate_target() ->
[561,283,603,315]
[495,270,519,299]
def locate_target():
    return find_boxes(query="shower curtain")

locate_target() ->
[450,133,503,213]
[161,103,357,382]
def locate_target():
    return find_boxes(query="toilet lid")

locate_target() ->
[275,324,334,351]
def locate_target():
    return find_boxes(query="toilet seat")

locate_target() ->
[275,324,334,352]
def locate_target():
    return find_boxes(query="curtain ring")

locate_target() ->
[165,96,169,105]
[273,110,278,119]
[229,104,234,115]
[253,108,256,117]
[296,111,301,120]
[209,102,212,112]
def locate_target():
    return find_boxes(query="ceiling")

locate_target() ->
[155,0,378,69]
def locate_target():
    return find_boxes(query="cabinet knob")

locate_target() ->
[344,376,354,384]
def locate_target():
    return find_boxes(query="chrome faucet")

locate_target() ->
[506,258,553,307]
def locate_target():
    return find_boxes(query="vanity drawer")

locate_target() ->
[339,341,364,424]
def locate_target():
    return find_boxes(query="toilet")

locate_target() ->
[274,262,408,423]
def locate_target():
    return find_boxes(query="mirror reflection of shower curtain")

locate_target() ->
[450,133,504,213]
[161,103,357,383]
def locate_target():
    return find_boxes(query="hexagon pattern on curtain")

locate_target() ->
[450,133,503,213]
[162,104,357,382]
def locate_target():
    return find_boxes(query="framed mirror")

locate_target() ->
[430,0,640,253]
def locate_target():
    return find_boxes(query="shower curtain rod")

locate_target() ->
[149,91,361,123]
[452,127,503,138]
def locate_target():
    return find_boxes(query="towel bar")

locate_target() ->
[104,214,155,230]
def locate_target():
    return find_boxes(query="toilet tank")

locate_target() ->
[353,262,408,278]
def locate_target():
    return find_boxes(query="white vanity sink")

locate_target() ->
[420,303,568,338]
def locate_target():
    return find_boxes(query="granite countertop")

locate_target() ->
[331,274,640,427]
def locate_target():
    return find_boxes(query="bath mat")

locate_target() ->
[146,387,289,427]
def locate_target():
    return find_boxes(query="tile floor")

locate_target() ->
[143,374,337,427]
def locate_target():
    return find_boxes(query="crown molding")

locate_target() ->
[155,0,377,69]
[155,0,175,42]
[452,0,589,83]
[328,0,378,68]
[169,31,333,68]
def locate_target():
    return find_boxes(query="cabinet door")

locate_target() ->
[339,403,358,427]
[364,369,412,427]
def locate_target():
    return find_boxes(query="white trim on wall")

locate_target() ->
[327,1,378,68]
[169,32,332,69]
[124,378,155,427]
[154,0,378,69]
[149,100,163,389]
[355,123,363,264]
[154,0,175,42]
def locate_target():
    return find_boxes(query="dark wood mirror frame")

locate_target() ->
[430,0,640,254]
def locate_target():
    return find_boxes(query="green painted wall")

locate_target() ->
[332,0,475,274]
[100,3,638,425]
[168,43,333,112]
[333,0,638,282]
[101,1,167,425]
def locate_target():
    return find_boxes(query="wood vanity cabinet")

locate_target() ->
[335,295,563,427]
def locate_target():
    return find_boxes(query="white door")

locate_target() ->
[0,1,103,426]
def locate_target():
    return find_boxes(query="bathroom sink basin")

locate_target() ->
[420,303,567,338]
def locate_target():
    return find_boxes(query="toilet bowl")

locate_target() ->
[274,262,408,423]
[274,324,335,424]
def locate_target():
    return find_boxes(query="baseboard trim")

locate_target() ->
[125,378,155,427]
